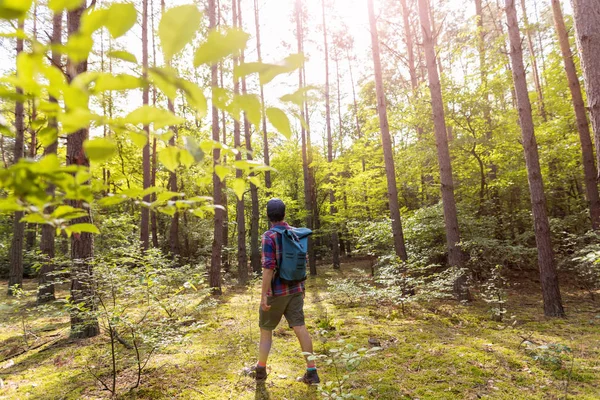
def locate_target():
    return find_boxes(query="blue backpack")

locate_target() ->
[270,226,312,284]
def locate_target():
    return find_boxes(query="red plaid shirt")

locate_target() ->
[262,222,305,297]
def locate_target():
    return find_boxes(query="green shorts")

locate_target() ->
[259,292,305,331]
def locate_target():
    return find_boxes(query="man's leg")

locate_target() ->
[258,328,273,366]
[292,325,315,368]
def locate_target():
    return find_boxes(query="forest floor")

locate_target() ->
[1,259,599,400]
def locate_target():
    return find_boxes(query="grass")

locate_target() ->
[1,259,599,399]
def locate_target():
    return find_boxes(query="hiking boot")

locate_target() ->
[254,365,267,381]
[300,369,320,385]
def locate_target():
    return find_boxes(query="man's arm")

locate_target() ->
[260,268,274,311]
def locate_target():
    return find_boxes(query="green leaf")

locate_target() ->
[178,149,195,168]
[68,223,100,234]
[234,53,305,85]
[248,176,262,188]
[231,178,245,201]
[159,147,180,172]
[82,3,137,39]
[194,28,250,67]
[184,136,204,163]
[0,197,23,212]
[94,73,143,92]
[124,106,184,130]
[181,80,207,117]
[156,191,184,204]
[215,165,232,181]
[148,67,178,100]
[58,109,96,134]
[234,94,261,127]
[83,138,117,162]
[21,214,48,224]
[64,33,94,63]
[159,5,202,63]
[107,50,137,63]
[128,131,148,149]
[281,86,316,107]
[0,0,32,20]
[48,0,83,12]
[98,195,128,206]
[266,107,292,139]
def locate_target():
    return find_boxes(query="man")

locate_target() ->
[254,198,320,384]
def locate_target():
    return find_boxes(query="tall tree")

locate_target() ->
[418,0,468,299]
[140,0,151,250]
[238,0,261,274]
[253,0,271,190]
[150,0,159,249]
[160,0,181,257]
[209,0,224,294]
[520,0,547,121]
[7,19,26,296]
[322,0,340,269]
[67,1,100,337]
[25,3,38,251]
[295,0,316,275]
[551,0,600,230]
[571,0,600,178]
[367,0,408,261]
[505,0,564,317]
[38,11,62,304]
[232,0,248,284]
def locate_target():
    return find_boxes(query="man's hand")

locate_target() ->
[261,296,271,312]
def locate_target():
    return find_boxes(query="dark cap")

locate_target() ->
[266,198,286,222]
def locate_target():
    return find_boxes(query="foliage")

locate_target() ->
[479,265,508,321]
[304,340,381,399]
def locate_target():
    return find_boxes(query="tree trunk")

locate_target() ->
[253,0,271,190]
[505,0,564,317]
[67,2,100,337]
[209,0,223,294]
[418,0,469,300]
[322,0,340,269]
[38,11,62,304]
[232,0,248,285]
[551,0,600,229]
[368,0,408,262]
[8,19,26,296]
[219,62,230,272]
[520,0,547,121]
[295,0,316,276]
[571,0,600,181]
[140,0,151,251]
[238,0,261,274]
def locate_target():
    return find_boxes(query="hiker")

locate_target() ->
[253,198,320,385]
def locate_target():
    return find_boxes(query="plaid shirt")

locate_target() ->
[262,222,305,297]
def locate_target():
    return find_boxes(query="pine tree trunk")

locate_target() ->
[209,0,224,294]
[551,0,600,230]
[66,2,99,337]
[232,0,248,285]
[253,0,271,190]
[38,11,62,304]
[505,0,564,317]
[238,0,261,274]
[322,0,340,269]
[520,0,547,121]
[140,0,151,251]
[418,0,469,300]
[368,0,408,262]
[571,0,600,181]
[8,19,26,296]
[296,0,316,276]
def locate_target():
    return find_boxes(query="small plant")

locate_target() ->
[523,341,572,369]
[304,340,381,399]
[571,248,600,301]
[480,265,508,321]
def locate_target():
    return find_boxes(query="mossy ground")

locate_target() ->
[1,259,599,399]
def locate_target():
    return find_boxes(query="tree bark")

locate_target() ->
[296,0,316,275]
[520,0,547,121]
[418,0,469,300]
[505,0,564,317]
[38,11,62,304]
[322,0,341,269]
[140,0,151,251]
[253,0,271,190]
[551,0,600,230]
[368,0,408,262]
[238,0,261,275]
[67,2,100,337]
[209,0,224,294]
[571,0,600,181]
[8,19,26,296]
[232,0,248,284]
